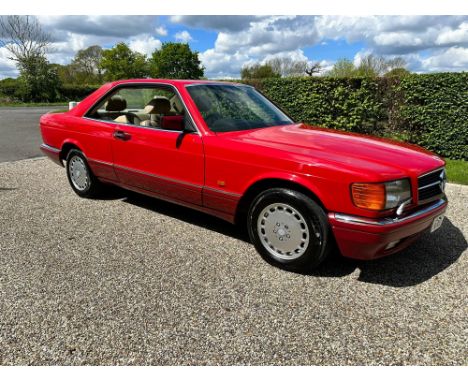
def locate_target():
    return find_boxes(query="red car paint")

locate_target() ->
[39,79,447,260]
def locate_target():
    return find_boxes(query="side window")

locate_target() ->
[86,86,185,128]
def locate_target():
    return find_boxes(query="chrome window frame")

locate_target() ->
[82,82,201,135]
[184,82,295,129]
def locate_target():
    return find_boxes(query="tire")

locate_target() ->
[247,188,332,272]
[66,149,103,198]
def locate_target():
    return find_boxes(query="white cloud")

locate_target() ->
[420,47,468,72]
[0,47,19,79]
[199,48,250,78]
[155,26,168,36]
[435,22,468,45]
[214,16,318,56]
[261,49,310,64]
[199,16,320,77]
[174,30,193,43]
[197,15,468,78]
[170,16,262,32]
[129,34,162,56]
[37,15,156,39]
[316,15,468,55]
[2,15,468,79]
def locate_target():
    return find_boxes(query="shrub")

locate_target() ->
[396,73,468,160]
[59,84,100,101]
[242,73,467,160]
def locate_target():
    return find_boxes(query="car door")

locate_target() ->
[109,85,204,206]
[112,125,204,205]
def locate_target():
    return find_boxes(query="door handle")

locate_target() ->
[113,130,131,141]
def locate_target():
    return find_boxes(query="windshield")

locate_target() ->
[186,84,293,132]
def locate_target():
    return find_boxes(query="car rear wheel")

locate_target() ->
[247,188,332,272]
[66,149,103,198]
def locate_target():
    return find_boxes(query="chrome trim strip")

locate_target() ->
[333,198,447,226]
[87,158,113,167]
[113,163,203,190]
[418,166,444,179]
[419,180,442,190]
[82,117,193,134]
[204,186,242,198]
[185,83,251,88]
[88,159,242,198]
[40,143,61,153]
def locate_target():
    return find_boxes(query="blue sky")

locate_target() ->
[1,15,467,79]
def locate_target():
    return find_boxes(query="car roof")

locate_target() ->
[108,78,244,87]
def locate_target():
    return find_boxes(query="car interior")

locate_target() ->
[87,87,186,131]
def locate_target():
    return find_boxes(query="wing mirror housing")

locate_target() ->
[160,115,196,133]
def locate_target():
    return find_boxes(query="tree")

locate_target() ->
[355,54,388,78]
[149,42,204,79]
[386,57,407,72]
[71,45,104,83]
[52,63,79,85]
[240,63,280,79]
[0,15,60,101]
[327,55,407,78]
[100,42,149,81]
[16,55,61,102]
[0,16,50,64]
[266,57,308,77]
[384,67,411,78]
[326,58,357,78]
[305,62,322,76]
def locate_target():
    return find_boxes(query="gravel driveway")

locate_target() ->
[0,158,466,365]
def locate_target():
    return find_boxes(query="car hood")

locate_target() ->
[219,124,445,180]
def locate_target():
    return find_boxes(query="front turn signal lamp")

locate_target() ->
[351,179,411,211]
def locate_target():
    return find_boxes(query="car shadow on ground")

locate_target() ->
[308,217,466,287]
[106,188,466,288]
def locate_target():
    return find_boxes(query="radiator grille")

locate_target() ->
[418,167,446,203]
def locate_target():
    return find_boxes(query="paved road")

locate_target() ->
[0,158,466,365]
[0,106,65,163]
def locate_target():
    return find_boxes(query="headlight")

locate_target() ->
[351,179,411,211]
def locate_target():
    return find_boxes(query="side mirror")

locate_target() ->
[183,115,197,133]
[160,115,184,131]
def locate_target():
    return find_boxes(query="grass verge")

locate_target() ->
[445,159,468,185]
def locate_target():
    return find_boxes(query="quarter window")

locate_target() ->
[86,86,185,129]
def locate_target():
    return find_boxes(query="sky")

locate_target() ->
[1,15,468,79]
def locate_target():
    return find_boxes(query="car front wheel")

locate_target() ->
[66,149,102,198]
[247,188,332,272]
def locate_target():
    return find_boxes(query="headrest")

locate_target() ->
[106,95,127,112]
[144,97,171,114]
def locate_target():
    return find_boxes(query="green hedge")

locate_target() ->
[242,73,467,160]
[1,74,466,159]
[0,81,100,103]
[58,84,100,101]
[396,73,468,160]
[243,77,385,135]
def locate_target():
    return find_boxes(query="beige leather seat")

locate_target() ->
[105,95,140,125]
[140,97,175,127]
[105,95,126,114]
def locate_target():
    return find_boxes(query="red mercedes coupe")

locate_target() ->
[40,79,447,271]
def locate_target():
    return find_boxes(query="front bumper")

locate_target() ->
[328,198,448,260]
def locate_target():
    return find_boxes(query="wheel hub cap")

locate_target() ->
[257,203,311,261]
[69,156,89,191]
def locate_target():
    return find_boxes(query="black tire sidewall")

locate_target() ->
[247,188,331,272]
[66,149,98,197]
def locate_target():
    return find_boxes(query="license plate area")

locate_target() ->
[430,213,444,233]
